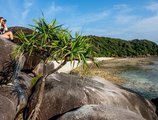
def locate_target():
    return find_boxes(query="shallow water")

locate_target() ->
[120,57,158,99]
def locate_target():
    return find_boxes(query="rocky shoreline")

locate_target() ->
[0,27,157,120]
[71,57,157,84]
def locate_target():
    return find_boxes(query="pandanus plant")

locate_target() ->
[15,17,94,120]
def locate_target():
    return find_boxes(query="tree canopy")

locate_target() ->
[15,18,93,64]
[86,35,158,57]
[14,17,95,120]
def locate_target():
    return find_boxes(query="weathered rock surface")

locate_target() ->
[9,26,40,72]
[54,104,146,120]
[0,86,17,120]
[0,28,39,120]
[0,27,157,120]
[0,37,16,72]
[9,26,33,34]
[0,72,33,120]
[8,26,33,44]
[0,32,40,74]
[26,73,158,120]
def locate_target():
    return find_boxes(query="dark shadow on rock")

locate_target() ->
[54,105,146,120]
[151,97,158,116]
[0,58,16,84]
[48,107,81,120]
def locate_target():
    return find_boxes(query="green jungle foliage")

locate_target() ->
[15,18,94,65]
[86,35,158,57]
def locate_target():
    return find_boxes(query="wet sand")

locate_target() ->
[71,57,155,84]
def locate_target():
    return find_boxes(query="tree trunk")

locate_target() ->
[27,58,67,120]
[27,76,46,120]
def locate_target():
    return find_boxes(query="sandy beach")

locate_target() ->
[52,57,114,73]
[35,57,155,85]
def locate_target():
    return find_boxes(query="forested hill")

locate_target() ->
[87,35,158,57]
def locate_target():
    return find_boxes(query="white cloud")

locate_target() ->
[44,2,64,17]
[3,0,32,26]
[24,0,33,8]
[5,0,157,43]
[105,15,158,42]
[115,15,141,25]
[66,10,109,33]
[113,4,133,14]
[145,2,158,14]
[83,28,108,36]
[22,0,33,20]
[82,11,109,23]
[95,3,158,43]
[130,16,158,32]
[112,3,141,25]
[125,15,158,42]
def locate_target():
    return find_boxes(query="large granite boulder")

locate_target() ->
[55,105,146,120]
[9,26,33,35]
[0,86,17,120]
[0,37,16,72]
[0,31,40,75]
[9,26,40,72]
[0,72,33,120]
[0,27,157,120]
[25,73,158,120]
[0,36,38,119]
[8,26,33,44]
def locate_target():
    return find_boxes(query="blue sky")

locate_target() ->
[0,0,158,43]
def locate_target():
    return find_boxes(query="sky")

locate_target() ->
[0,0,158,43]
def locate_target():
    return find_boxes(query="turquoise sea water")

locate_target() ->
[120,57,158,99]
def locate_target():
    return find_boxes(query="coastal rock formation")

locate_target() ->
[0,37,38,119]
[26,73,158,120]
[0,28,157,120]
[0,72,33,120]
[9,26,40,72]
[0,37,16,72]
[0,86,17,120]
[0,35,40,75]
[8,26,33,43]
[55,105,146,120]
